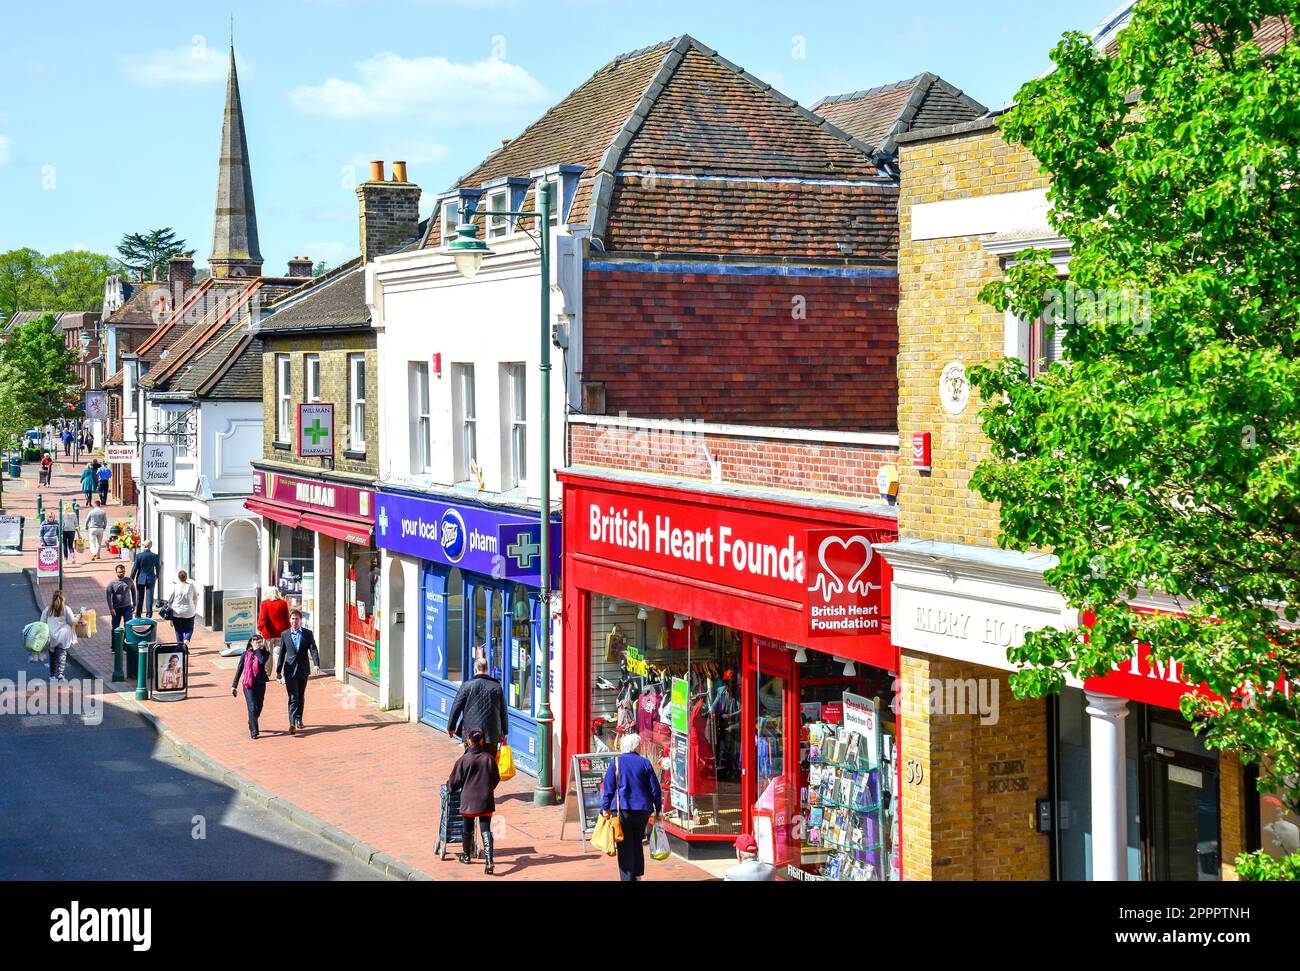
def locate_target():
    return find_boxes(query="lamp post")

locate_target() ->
[448,181,557,807]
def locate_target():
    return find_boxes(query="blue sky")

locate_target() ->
[0,0,1123,275]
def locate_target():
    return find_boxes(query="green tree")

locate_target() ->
[0,248,52,320]
[0,357,37,511]
[117,228,189,280]
[44,250,123,311]
[0,313,82,426]
[972,1,1300,878]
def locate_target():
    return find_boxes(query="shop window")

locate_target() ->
[271,524,313,600]
[275,354,292,442]
[446,568,464,683]
[509,585,533,714]
[304,354,321,403]
[783,642,900,881]
[588,596,743,837]
[348,353,366,453]
[345,544,380,683]
[409,361,431,474]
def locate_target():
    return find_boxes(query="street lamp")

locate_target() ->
[447,181,557,807]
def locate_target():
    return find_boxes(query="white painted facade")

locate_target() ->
[367,222,581,781]
[137,392,263,627]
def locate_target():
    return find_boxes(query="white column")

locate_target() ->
[1085,691,1130,881]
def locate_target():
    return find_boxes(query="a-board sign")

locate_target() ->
[560,751,617,851]
[0,515,23,551]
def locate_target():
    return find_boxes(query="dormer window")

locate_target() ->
[438,187,484,249]
[442,200,459,243]
[530,164,584,224]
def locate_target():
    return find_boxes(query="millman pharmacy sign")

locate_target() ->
[297,403,334,458]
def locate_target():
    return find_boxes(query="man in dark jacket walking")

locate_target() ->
[276,609,320,735]
[447,654,509,757]
[130,540,160,617]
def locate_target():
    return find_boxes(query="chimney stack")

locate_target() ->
[287,256,314,278]
[356,159,421,264]
[168,253,195,296]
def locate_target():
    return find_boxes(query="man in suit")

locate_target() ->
[130,540,161,617]
[276,608,320,735]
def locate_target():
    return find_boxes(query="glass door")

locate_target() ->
[748,637,797,868]
[1142,708,1221,881]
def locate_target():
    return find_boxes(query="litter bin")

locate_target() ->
[7,456,19,478]
[123,618,157,681]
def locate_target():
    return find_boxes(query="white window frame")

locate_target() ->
[275,354,292,443]
[348,353,366,453]
[487,190,509,240]
[304,354,321,403]
[502,363,527,489]
[124,362,137,417]
[409,361,431,474]
[442,200,459,243]
[452,363,477,482]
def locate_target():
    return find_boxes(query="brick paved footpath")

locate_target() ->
[2,455,716,882]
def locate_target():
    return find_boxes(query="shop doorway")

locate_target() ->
[1141,708,1220,881]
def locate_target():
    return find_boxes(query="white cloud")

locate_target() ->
[123,43,243,86]
[344,138,451,179]
[0,135,11,166]
[289,52,547,124]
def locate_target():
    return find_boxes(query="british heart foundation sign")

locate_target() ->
[805,529,886,637]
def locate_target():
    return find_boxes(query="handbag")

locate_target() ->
[158,601,174,621]
[591,757,625,856]
[497,742,517,782]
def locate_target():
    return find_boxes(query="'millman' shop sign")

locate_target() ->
[374,490,560,586]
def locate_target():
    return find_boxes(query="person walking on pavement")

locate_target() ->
[231,634,272,739]
[276,608,320,735]
[61,428,72,457]
[447,653,509,758]
[60,505,77,563]
[599,732,663,882]
[84,428,94,452]
[79,463,96,506]
[38,452,53,487]
[164,570,199,644]
[130,539,160,617]
[96,463,111,504]
[84,500,108,560]
[106,563,134,630]
[41,589,80,682]
[447,728,501,874]
[257,586,291,643]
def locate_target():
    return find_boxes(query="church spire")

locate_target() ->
[209,47,262,278]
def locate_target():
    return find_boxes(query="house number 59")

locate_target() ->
[905,759,925,785]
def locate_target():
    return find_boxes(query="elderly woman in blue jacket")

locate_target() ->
[600,733,663,881]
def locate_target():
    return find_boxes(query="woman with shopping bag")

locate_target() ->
[598,733,662,881]
[447,729,501,874]
[40,590,79,682]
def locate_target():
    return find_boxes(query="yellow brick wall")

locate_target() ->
[899,650,1050,880]
[1219,753,1246,881]
[897,127,1049,545]
[260,332,378,479]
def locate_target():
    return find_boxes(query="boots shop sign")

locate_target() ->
[568,477,892,640]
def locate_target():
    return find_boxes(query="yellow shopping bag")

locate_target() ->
[497,742,517,782]
[80,608,97,637]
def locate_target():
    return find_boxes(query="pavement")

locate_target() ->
[0,566,386,880]
[0,454,716,882]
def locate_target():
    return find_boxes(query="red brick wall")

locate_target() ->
[570,421,897,502]
[582,266,898,432]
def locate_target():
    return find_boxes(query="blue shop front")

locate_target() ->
[375,489,560,776]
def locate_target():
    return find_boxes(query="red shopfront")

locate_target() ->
[246,468,380,687]
[561,471,902,880]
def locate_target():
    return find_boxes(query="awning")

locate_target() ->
[299,511,373,546]
[244,497,302,530]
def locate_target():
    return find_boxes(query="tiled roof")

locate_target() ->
[813,73,987,156]
[257,260,368,333]
[201,335,263,399]
[424,35,893,263]
[105,283,169,326]
[2,310,64,336]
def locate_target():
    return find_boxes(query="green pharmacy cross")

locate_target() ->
[506,530,540,571]
[304,418,330,445]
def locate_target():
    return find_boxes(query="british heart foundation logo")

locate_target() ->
[805,530,885,637]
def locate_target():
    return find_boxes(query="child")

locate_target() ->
[447,728,500,874]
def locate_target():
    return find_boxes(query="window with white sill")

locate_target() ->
[348,353,366,453]
[452,363,477,483]
[409,361,431,474]
[275,354,292,442]
[501,362,526,489]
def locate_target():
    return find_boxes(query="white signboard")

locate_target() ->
[297,403,335,458]
[105,443,137,464]
[842,692,880,765]
[140,443,176,486]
